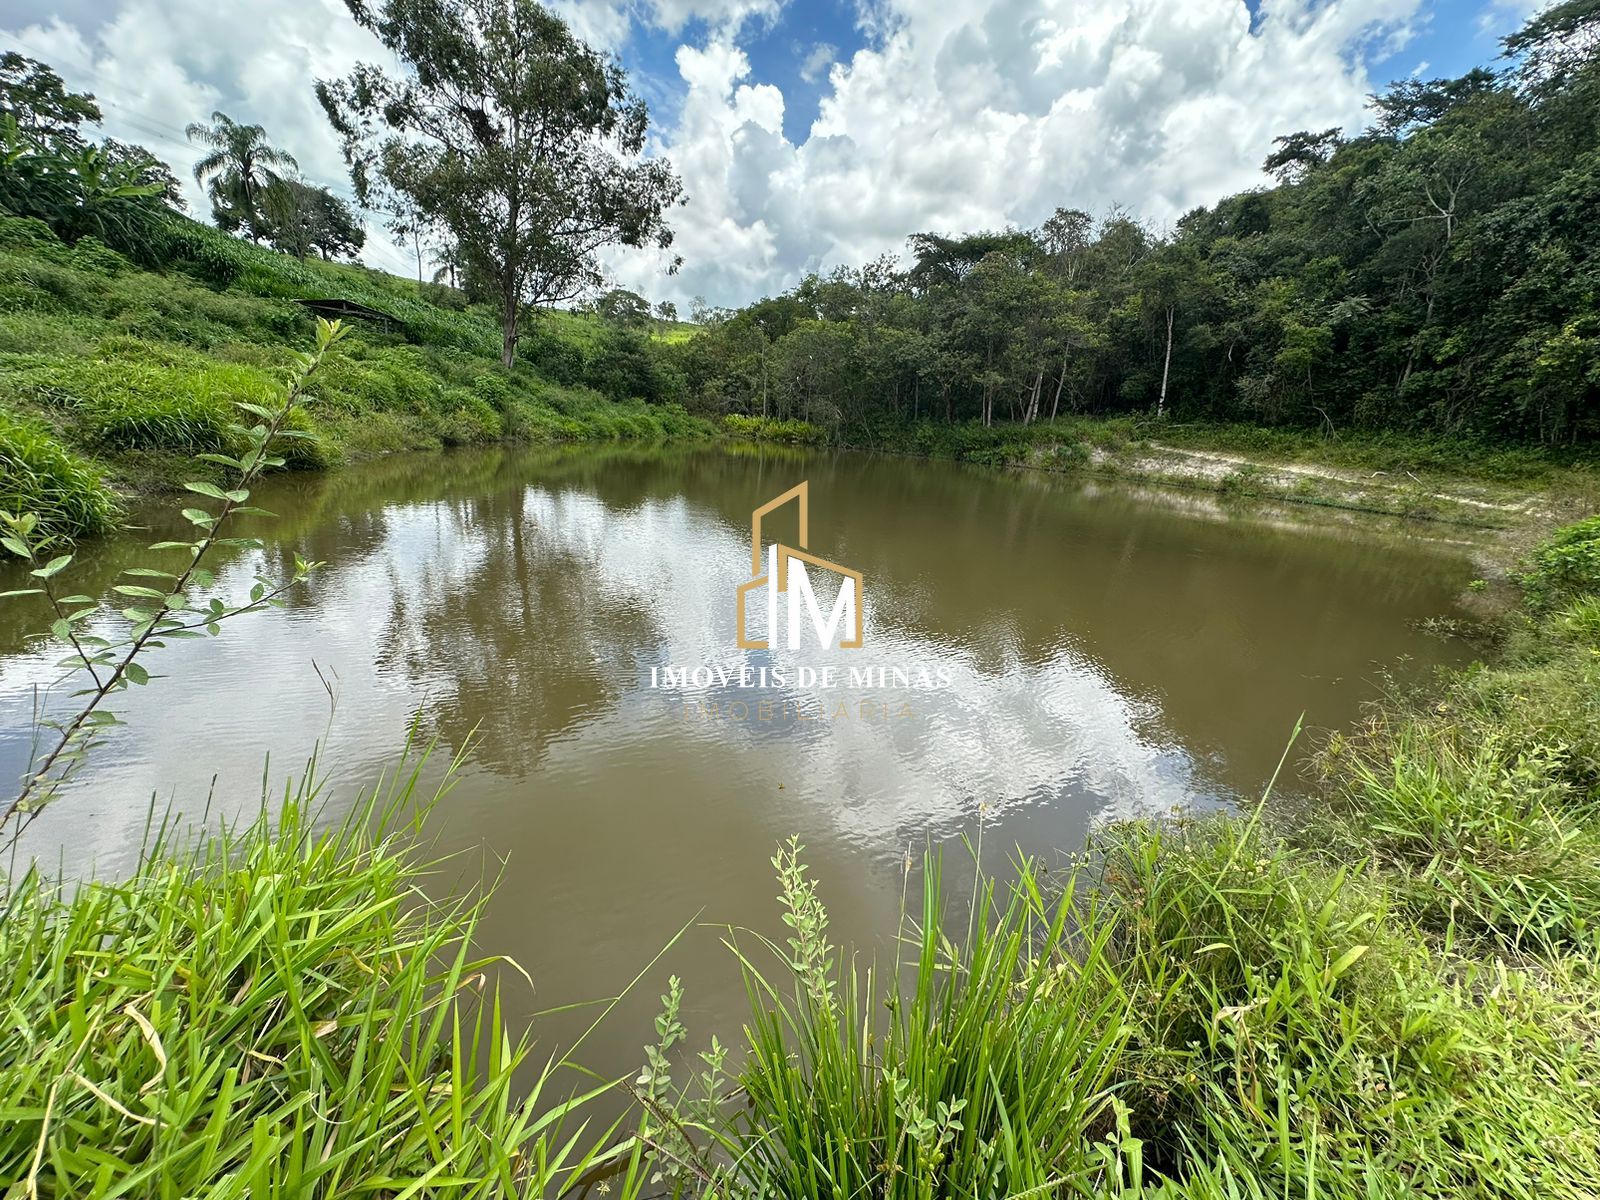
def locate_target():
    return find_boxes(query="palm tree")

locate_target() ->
[186,111,297,241]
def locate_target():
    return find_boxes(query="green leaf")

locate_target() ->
[31,554,73,578]
[1327,945,1369,982]
[182,508,217,527]
[124,662,150,686]
[195,453,243,469]
[148,541,197,552]
[185,481,232,501]
[0,588,43,598]
[1,535,31,558]
[123,568,177,579]
[113,585,168,599]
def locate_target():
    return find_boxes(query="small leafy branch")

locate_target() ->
[0,318,348,837]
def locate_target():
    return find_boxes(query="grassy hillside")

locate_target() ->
[0,214,709,542]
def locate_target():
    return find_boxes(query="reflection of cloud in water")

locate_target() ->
[509,483,1221,852]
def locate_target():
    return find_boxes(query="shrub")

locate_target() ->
[66,235,131,275]
[469,371,514,412]
[1522,515,1600,611]
[151,216,250,287]
[722,413,826,444]
[0,214,70,261]
[1039,439,1091,468]
[435,388,503,445]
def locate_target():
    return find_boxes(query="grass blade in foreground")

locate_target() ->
[0,751,643,1200]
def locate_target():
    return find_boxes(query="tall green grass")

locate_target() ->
[0,215,711,534]
[649,812,1598,1198]
[0,410,119,542]
[709,842,1130,1198]
[0,750,641,1199]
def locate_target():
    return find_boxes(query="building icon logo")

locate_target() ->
[736,481,864,650]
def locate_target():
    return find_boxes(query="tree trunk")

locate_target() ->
[500,287,519,369]
[1050,354,1068,421]
[1157,305,1174,418]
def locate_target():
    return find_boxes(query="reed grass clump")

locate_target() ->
[717,845,1130,1198]
[0,410,119,542]
[647,818,1599,1198]
[0,762,632,1198]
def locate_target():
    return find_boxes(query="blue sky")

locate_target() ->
[0,0,1540,305]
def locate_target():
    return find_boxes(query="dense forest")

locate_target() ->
[663,1,1600,447]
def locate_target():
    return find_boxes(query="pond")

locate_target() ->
[0,443,1482,1088]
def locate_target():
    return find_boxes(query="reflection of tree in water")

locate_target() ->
[371,482,660,776]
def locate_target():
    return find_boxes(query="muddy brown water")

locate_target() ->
[0,443,1483,1096]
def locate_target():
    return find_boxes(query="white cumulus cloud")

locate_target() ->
[606,0,1428,306]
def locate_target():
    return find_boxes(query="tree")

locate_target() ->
[0,53,99,151]
[186,110,299,241]
[1502,0,1600,97]
[0,121,164,248]
[1263,127,1342,182]
[595,287,651,327]
[102,139,186,211]
[260,178,366,260]
[318,0,684,368]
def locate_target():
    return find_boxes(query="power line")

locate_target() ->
[2,31,203,144]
